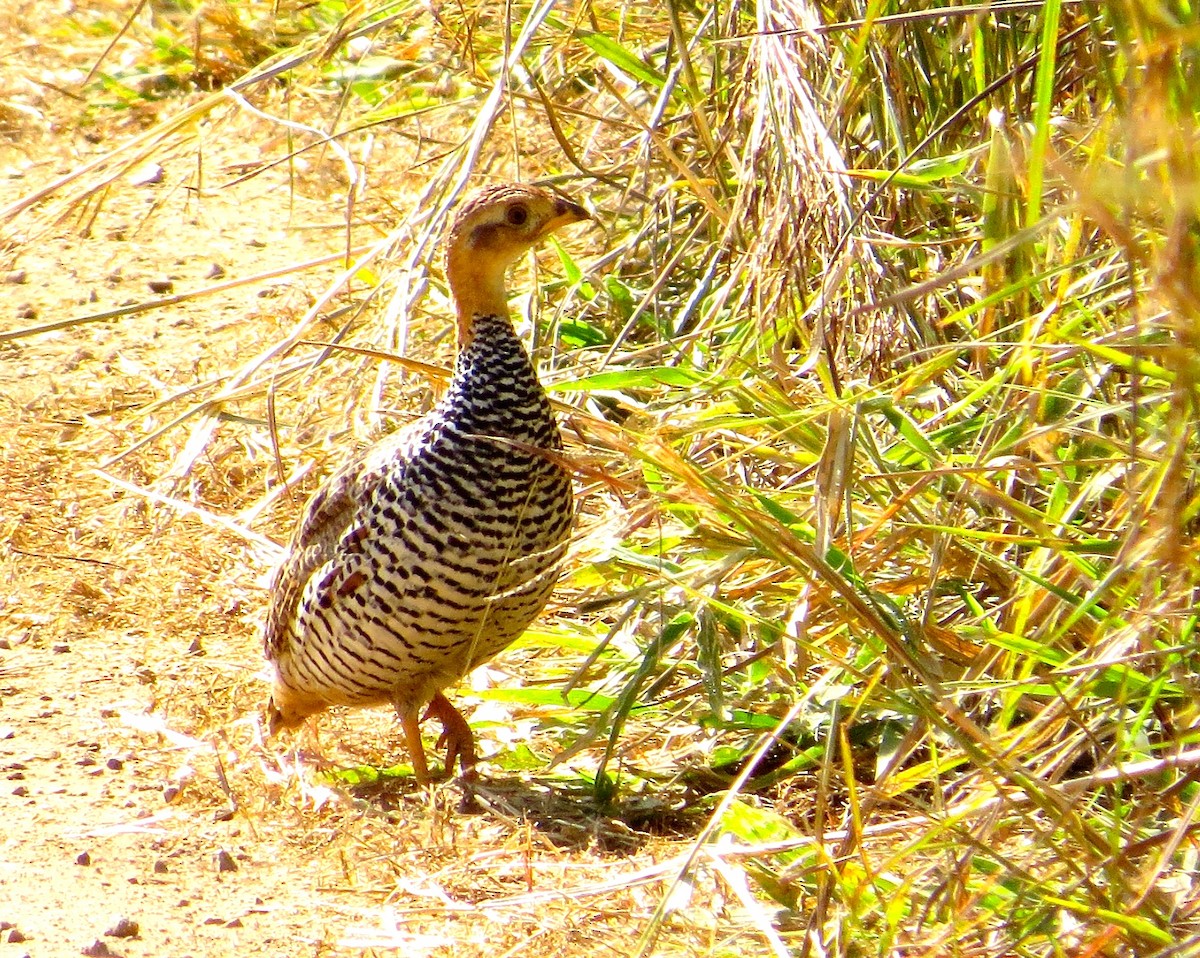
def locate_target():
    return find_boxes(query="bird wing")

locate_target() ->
[262,425,418,661]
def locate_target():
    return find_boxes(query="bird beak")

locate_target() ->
[544,197,593,235]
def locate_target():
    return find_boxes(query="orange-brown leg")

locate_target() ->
[423,692,477,780]
[397,708,431,786]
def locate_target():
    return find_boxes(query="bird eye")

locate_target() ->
[506,204,529,226]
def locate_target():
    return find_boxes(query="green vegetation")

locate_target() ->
[10,0,1199,954]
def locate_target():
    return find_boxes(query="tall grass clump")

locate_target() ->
[4,0,1198,955]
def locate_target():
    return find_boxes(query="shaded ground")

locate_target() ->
[0,6,715,956]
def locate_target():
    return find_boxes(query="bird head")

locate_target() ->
[444,183,592,344]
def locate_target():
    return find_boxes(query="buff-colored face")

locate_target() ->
[449,184,591,270]
[445,184,592,330]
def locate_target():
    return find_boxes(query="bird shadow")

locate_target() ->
[335,766,705,853]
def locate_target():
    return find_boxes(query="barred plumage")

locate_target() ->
[264,184,591,783]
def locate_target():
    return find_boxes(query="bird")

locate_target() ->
[264,183,591,785]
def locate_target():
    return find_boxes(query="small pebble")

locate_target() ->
[16,304,35,319]
[12,785,28,797]
[214,849,236,874]
[206,263,225,279]
[82,940,118,957]
[147,279,174,294]
[76,851,91,866]
[4,270,27,284]
[52,643,70,654]
[7,928,26,943]
[127,162,163,186]
[153,860,168,874]
[106,758,124,771]
[104,917,138,938]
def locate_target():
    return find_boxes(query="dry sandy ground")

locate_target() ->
[0,6,717,957]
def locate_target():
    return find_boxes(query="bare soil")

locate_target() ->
[0,7,709,956]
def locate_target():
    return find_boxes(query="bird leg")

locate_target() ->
[423,692,478,780]
[397,708,432,786]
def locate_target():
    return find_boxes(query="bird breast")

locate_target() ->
[269,315,573,712]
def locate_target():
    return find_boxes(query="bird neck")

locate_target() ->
[445,314,554,442]
[447,248,514,349]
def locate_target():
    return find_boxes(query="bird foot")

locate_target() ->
[423,692,478,781]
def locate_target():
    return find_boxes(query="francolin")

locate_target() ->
[264,183,590,784]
